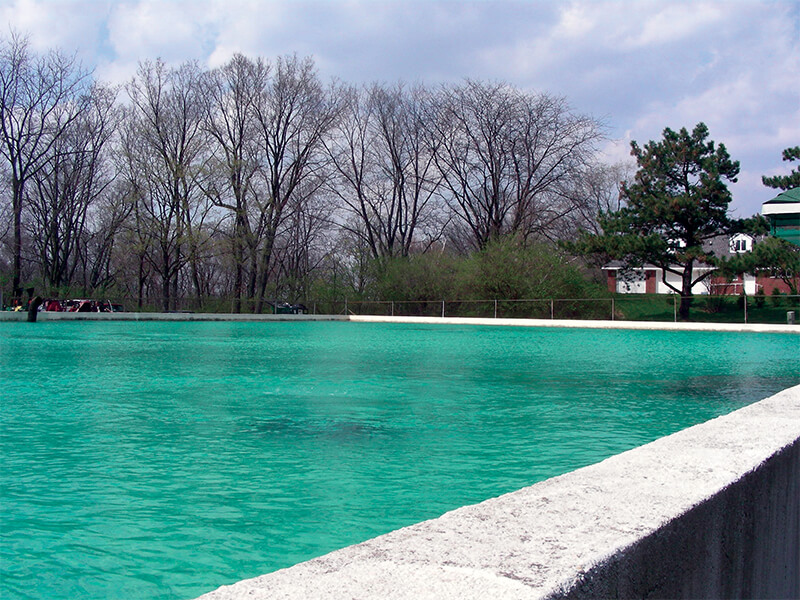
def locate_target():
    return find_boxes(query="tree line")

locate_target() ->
[1,32,620,312]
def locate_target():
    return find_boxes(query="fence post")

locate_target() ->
[344,298,348,315]
[550,299,554,320]
[674,295,677,322]
[391,301,394,317]
[611,298,615,321]
[743,292,748,324]
[441,300,445,318]
[494,299,498,319]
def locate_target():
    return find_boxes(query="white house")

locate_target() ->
[603,234,756,295]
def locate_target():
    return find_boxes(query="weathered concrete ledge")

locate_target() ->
[1,311,798,333]
[349,314,800,333]
[0,311,348,322]
[197,385,800,599]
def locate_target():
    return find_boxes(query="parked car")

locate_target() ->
[63,299,124,312]
[43,298,63,311]
[267,301,308,315]
[64,299,96,312]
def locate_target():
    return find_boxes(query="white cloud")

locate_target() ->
[729,170,777,218]
[621,2,724,49]
[599,135,636,167]
[106,1,207,63]
[555,4,595,39]
[622,1,798,214]
[204,0,289,67]
[1,0,108,60]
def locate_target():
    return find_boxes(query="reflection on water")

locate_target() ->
[1,321,798,600]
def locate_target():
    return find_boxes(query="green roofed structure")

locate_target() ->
[762,187,800,247]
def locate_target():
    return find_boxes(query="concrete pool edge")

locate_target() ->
[196,384,800,599]
[1,311,798,333]
[0,312,350,322]
[349,314,800,333]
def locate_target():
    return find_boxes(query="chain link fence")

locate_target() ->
[17,293,794,324]
[314,295,799,324]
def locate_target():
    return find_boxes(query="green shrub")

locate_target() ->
[754,286,766,308]
[372,252,458,303]
[368,236,608,318]
[459,237,606,302]
[771,288,785,307]
[704,294,728,314]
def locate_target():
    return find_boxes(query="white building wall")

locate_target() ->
[616,271,647,294]
[609,266,746,295]
[744,274,757,295]
[655,268,714,295]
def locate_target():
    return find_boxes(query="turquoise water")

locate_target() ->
[1,321,798,600]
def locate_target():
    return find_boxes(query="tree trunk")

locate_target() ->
[137,254,145,310]
[12,177,23,294]
[233,259,243,314]
[171,271,179,312]
[679,261,694,321]
[27,296,43,322]
[254,236,276,314]
[162,248,171,312]
[232,210,246,313]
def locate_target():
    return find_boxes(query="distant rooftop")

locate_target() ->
[762,187,800,206]
[761,187,800,247]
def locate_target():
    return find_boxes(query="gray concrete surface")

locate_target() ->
[350,314,800,333]
[0,311,348,322]
[196,385,800,599]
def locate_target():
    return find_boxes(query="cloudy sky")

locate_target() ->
[3,0,798,216]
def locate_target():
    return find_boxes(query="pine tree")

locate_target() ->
[571,123,740,320]
[762,146,800,191]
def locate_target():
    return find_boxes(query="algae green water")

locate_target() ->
[1,321,798,600]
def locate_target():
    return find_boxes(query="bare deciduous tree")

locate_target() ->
[271,178,333,302]
[567,161,632,238]
[1,32,623,309]
[123,59,210,311]
[0,31,92,293]
[432,80,602,249]
[28,82,119,290]
[202,53,267,312]
[250,54,338,313]
[327,82,443,260]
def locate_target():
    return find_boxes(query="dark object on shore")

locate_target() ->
[28,296,43,322]
[61,299,124,312]
[267,301,308,314]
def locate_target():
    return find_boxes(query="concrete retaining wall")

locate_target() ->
[553,434,799,599]
[0,311,348,322]
[349,314,800,334]
[197,385,800,600]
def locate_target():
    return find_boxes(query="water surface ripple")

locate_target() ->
[1,321,798,599]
